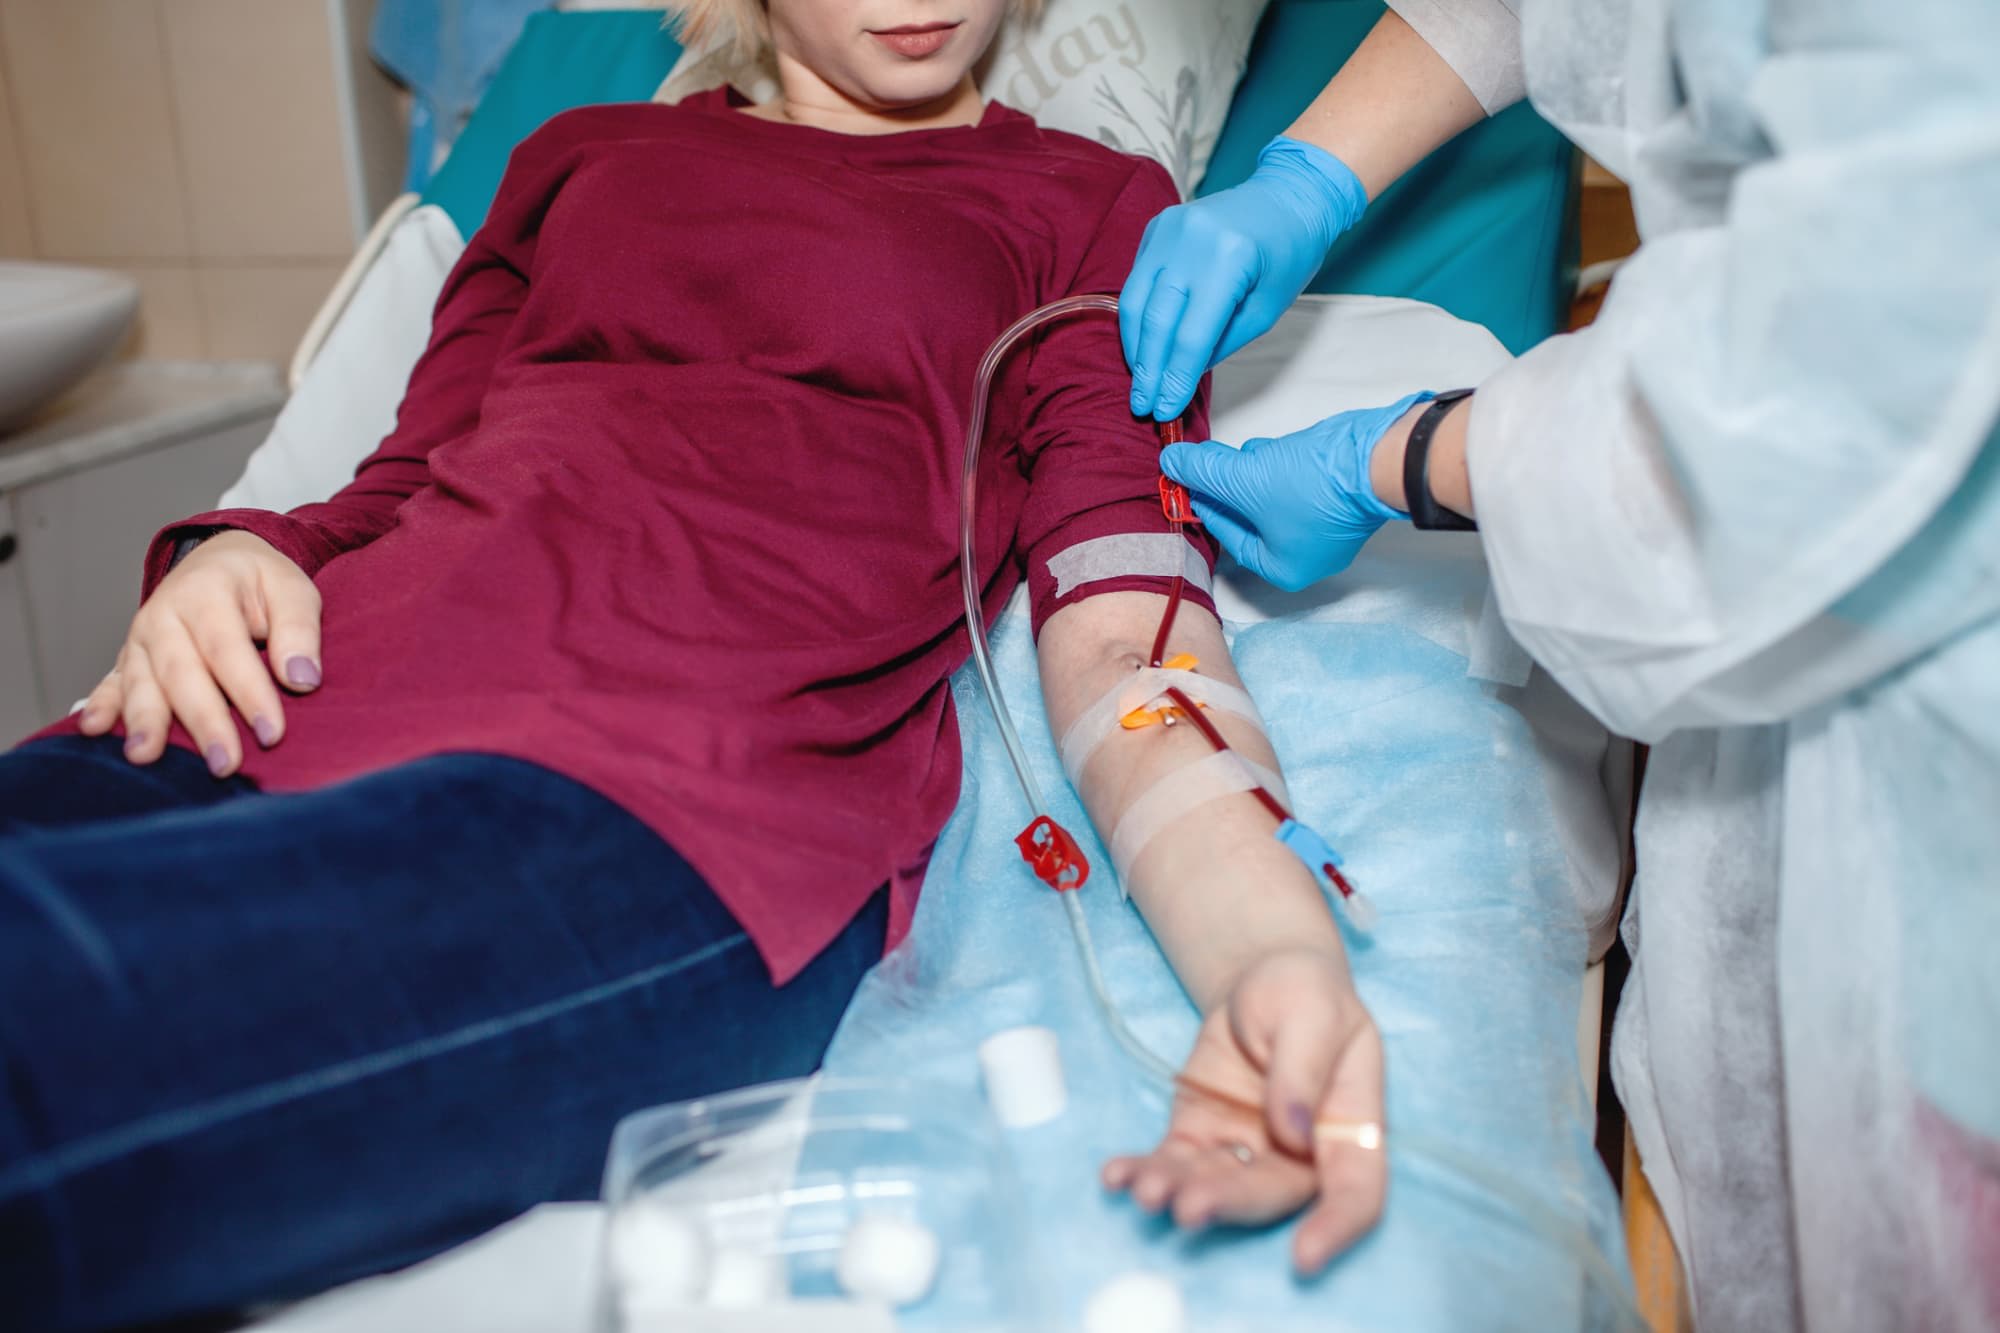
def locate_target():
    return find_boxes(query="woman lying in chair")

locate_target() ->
[0,3,1384,1326]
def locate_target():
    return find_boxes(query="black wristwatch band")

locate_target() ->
[165,528,218,573]
[1403,388,1477,532]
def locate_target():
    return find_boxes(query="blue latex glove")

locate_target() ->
[1159,394,1431,591]
[1122,136,1367,422]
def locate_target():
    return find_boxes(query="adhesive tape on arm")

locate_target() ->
[1058,668,1268,787]
[1108,750,1286,886]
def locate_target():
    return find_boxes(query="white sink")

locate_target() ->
[0,261,140,434]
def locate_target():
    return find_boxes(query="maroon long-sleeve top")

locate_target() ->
[60,92,1215,982]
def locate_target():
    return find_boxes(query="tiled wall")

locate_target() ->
[0,0,400,364]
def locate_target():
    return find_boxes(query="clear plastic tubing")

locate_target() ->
[958,293,1117,822]
[956,295,1643,1326]
[957,293,1180,1088]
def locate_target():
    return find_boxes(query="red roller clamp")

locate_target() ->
[1015,815,1090,892]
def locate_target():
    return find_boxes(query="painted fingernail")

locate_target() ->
[286,656,321,688]
[1289,1103,1314,1142]
[252,714,280,747]
[124,732,148,758]
[204,743,231,777]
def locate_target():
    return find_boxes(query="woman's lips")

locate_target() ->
[869,22,960,58]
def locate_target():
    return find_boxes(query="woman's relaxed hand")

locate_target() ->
[1101,947,1387,1274]
[77,531,322,775]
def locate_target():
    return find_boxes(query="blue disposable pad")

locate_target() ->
[821,585,1635,1331]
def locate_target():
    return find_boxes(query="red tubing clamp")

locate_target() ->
[1015,816,1090,892]
[1154,418,1201,526]
[1159,475,1199,525]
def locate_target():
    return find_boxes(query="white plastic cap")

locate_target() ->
[977,1025,1067,1129]
[705,1245,788,1307]
[836,1214,942,1308]
[1083,1271,1186,1333]
[606,1199,712,1305]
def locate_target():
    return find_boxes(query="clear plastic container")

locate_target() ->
[597,1077,1043,1333]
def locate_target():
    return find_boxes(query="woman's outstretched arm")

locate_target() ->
[1035,591,1386,1274]
[1008,157,1387,1272]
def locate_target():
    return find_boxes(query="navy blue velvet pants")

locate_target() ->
[0,735,885,1331]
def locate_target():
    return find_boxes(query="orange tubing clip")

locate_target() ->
[1015,815,1090,892]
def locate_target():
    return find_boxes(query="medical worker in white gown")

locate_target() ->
[1122,1,2000,1328]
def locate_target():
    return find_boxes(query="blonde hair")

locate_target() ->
[666,0,1041,64]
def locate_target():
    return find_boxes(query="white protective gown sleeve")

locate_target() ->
[1471,11,2000,743]
[1410,1,2000,1329]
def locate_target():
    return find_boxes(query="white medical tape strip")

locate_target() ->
[1109,750,1287,890]
[1058,668,1268,788]
[1045,532,1212,599]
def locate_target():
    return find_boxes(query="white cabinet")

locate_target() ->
[0,364,285,732]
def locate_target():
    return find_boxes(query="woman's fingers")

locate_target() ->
[259,563,322,693]
[97,531,316,771]
[1105,1134,1318,1232]
[1294,1031,1389,1275]
[117,643,173,763]
[1259,1001,1347,1160]
[1293,1145,1388,1274]
[145,615,244,776]
[77,662,127,735]
[1109,960,1392,1268]
[1171,1151,1316,1230]
[184,607,285,750]
[1124,1137,1204,1213]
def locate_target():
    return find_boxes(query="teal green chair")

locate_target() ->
[421,10,686,239]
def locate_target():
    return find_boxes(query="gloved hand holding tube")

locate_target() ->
[1158,393,1432,591]
[1121,136,1368,423]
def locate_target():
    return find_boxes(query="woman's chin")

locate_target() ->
[849,71,976,116]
